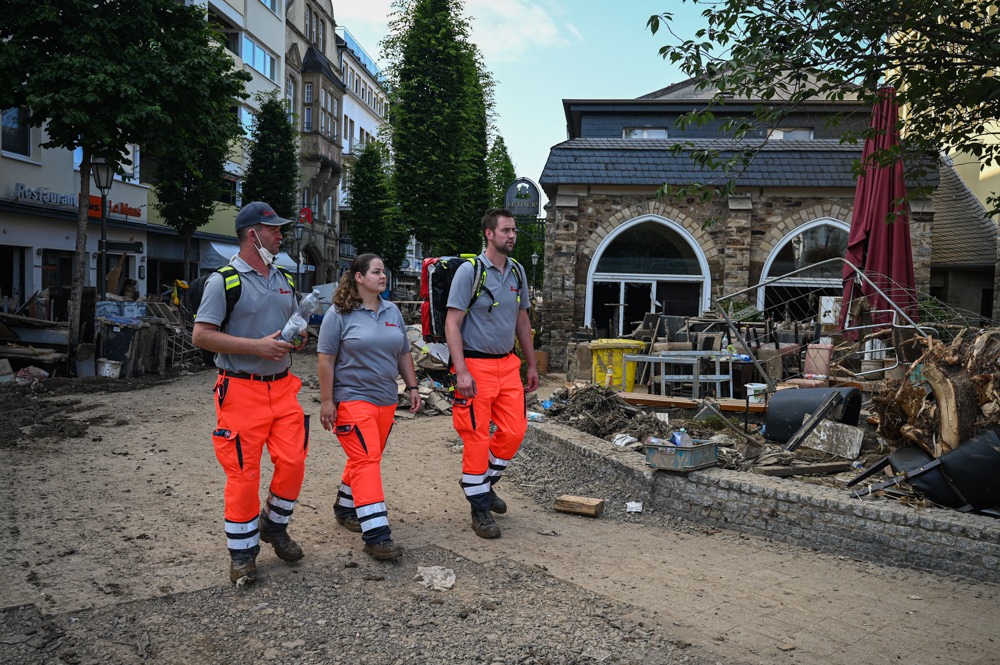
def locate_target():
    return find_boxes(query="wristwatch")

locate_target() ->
[406,385,419,392]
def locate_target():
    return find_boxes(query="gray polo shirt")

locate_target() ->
[316,298,409,406]
[446,254,529,355]
[196,255,296,375]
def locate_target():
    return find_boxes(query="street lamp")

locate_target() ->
[530,251,539,298]
[293,221,306,289]
[91,157,114,299]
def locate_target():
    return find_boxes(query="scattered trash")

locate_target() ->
[611,433,639,447]
[672,428,694,447]
[527,411,546,422]
[414,566,456,591]
[15,366,49,384]
[625,501,643,513]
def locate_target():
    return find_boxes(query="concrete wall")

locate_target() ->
[524,422,1000,585]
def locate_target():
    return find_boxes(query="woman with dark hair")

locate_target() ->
[317,253,421,561]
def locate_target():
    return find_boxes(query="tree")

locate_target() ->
[348,141,392,257]
[449,47,493,253]
[648,0,1000,209]
[486,136,516,209]
[0,0,250,351]
[348,142,410,294]
[242,90,300,219]
[147,25,248,283]
[384,0,495,255]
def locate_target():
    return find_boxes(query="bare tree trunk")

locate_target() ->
[68,152,92,357]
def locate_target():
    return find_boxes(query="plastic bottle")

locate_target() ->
[527,411,546,422]
[672,428,694,447]
[280,289,322,347]
[645,436,674,447]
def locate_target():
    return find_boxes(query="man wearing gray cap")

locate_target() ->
[192,201,309,585]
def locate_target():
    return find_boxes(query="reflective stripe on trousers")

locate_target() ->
[212,373,308,555]
[452,354,527,511]
[334,400,396,543]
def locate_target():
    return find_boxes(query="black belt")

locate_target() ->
[464,349,514,359]
[219,369,289,382]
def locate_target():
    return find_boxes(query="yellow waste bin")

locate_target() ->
[589,339,646,391]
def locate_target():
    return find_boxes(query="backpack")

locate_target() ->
[188,264,297,331]
[420,255,522,343]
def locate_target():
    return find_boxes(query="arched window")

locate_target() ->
[586,217,710,338]
[757,218,849,320]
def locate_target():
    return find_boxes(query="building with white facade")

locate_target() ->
[0,0,314,316]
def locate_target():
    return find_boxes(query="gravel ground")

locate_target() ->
[1,544,706,665]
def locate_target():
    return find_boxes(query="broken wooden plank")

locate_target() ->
[619,391,767,413]
[554,495,605,517]
[752,461,853,477]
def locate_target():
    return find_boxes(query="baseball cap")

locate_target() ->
[235,201,288,231]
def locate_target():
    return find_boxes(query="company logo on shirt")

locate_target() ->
[384,321,398,328]
[279,288,293,295]
[509,285,519,293]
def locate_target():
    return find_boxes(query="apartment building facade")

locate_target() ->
[0,0,347,311]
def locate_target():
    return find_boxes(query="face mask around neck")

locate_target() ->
[251,229,276,265]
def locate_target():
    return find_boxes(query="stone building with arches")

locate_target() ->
[538,79,995,371]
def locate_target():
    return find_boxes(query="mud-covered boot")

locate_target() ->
[260,510,304,562]
[488,490,507,514]
[334,506,362,533]
[471,507,501,539]
[363,538,402,561]
[229,555,256,584]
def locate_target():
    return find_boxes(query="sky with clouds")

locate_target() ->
[335,0,703,208]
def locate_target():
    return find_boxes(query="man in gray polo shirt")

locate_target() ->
[445,208,539,539]
[192,201,309,585]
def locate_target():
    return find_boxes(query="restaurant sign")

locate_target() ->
[503,177,540,217]
[13,183,78,208]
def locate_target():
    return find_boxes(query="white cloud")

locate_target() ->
[333,0,583,70]
[465,0,575,63]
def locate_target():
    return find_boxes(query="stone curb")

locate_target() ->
[524,421,1000,584]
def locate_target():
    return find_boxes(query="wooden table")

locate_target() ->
[623,351,734,399]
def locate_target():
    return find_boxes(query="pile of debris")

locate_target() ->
[873,329,1000,456]
[545,385,671,442]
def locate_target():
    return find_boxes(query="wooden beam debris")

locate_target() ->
[554,495,605,517]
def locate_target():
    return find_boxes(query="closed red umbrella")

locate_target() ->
[838,87,918,337]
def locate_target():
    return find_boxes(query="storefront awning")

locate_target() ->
[200,241,298,272]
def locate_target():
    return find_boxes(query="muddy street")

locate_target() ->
[1,352,998,664]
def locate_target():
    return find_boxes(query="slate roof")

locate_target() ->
[932,163,996,266]
[540,138,939,190]
[302,46,345,90]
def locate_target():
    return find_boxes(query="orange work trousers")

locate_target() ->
[452,354,526,512]
[212,373,308,555]
[334,400,396,543]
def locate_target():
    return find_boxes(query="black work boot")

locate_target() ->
[488,489,507,514]
[334,507,362,533]
[363,538,403,561]
[229,555,256,584]
[471,507,501,539]
[259,510,304,562]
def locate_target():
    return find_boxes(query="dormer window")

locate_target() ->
[623,127,668,139]
[770,128,814,140]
